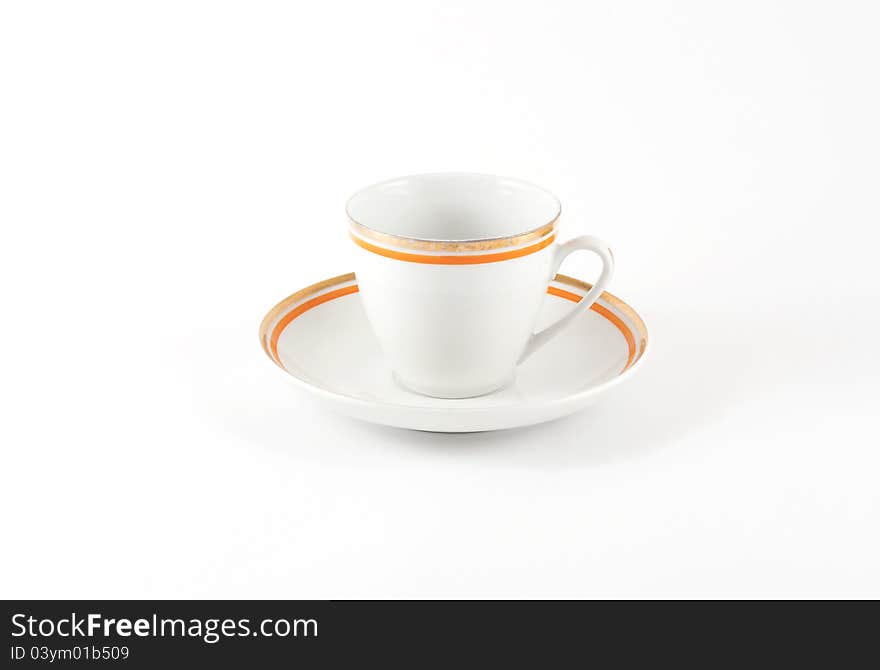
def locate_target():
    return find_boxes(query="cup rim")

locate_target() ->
[345,172,562,247]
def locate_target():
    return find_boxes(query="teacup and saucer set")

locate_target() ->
[259,173,649,432]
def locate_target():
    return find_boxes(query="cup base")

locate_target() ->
[392,372,515,399]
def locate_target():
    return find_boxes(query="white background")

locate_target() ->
[2,1,878,598]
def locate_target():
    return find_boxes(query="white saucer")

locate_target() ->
[260,273,649,432]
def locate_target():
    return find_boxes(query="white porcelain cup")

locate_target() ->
[348,173,614,398]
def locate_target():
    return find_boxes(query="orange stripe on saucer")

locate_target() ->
[269,285,359,366]
[547,286,636,372]
[266,280,636,375]
[351,233,555,265]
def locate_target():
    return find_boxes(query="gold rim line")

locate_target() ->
[348,217,558,253]
[351,232,556,265]
[259,272,648,373]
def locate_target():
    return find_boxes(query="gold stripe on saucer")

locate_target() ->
[259,273,356,363]
[269,285,360,366]
[553,273,649,367]
[259,271,649,375]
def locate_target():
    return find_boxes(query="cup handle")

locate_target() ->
[519,235,615,362]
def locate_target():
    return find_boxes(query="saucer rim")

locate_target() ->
[259,273,650,414]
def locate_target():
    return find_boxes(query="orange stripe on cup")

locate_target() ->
[350,233,555,265]
[547,286,637,372]
[269,285,359,366]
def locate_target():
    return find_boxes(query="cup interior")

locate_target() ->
[346,173,560,241]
